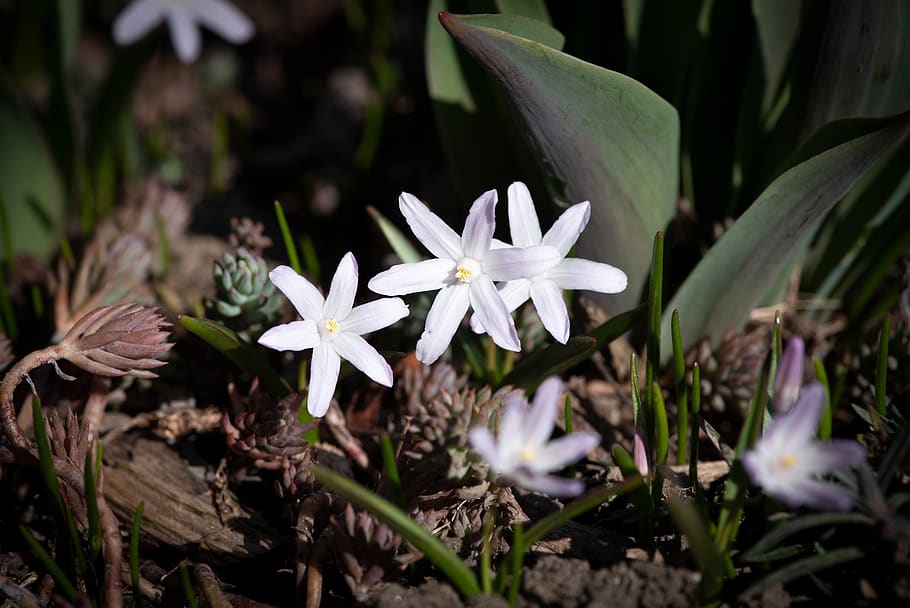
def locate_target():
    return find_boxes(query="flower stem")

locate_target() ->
[0,345,63,448]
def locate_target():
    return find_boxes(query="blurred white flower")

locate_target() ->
[113,0,254,63]
[258,253,408,417]
[468,376,600,497]
[472,182,627,343]
[744,383,866,511]
[368,190,561,365]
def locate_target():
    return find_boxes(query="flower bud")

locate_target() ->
[774,336,805,414]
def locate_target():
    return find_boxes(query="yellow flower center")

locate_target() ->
[520,446,536,462]
[455,265,473,283]
[325,319,340,335]
[779,454,798,470]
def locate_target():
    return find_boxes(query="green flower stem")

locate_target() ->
[876,317,890,416]
[671,310,688,465]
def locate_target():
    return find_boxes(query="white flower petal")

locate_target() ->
[484,245,561,281]
[469,276,519,352]
[510,469,584,497]
[471,279,531,334]
[323,252,358,321]
[507,182,542,247]
[498,398,529,466]
[368,259,455,296]
[801,440,866,474]
[269,265,324,320]
[768,477,857,512]
[192,0,254,43]
[167,10,202,63]
[535,432,601,472]
[342,298,409,335]
[461,189,497,260]
[113,0,166,44]
[775,382,825,442]
[416,284,470,364]
[332,333,393,386]
[307,344,341,417]
[257,320,319,352]
[542,201,590,256]
[468,427,499,467]
[523,377,562,449]
[399,192,463,260]
[549,258,628,293]
[530,279,570,343]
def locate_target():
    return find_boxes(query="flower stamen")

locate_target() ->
[455,265,473,283]
[779,454,798,470]
[325,319,340,335]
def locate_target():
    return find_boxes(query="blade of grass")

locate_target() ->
[645,232,664,422]
[668,499,725,605]
[380,435,404,509]
[741,547,863,599]
[479,512,494,595]
[671,309,688,465]
[366,205,421,263]
[84,444,102,563]
[813,358,833,440]
[178,561,198,608]
[689,362,701,486]
[20,525,79,602]
[274,201,302,274]
[875,316,890,416]
[564,395,577,479]
[742,513,873,562]
[312,464,481,596]
[651,381,669,467]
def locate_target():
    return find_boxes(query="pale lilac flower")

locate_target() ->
[472,182,627,343]
[468,376,600,497]
[632,428,649,478]
[744,383,866,511]
[113,0,254,63]
[368,190,561,365]
[773,336,805,414]
[258,253,408,418]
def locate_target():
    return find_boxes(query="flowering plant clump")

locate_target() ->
[113,0,253,63]
[368,190,561,364]
[258,253,409,417]
[467,376,600,497]
[744,383,866,511]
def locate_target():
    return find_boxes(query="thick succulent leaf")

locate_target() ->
[426,1,559,220]
[0,79,66,261]
[179,315,292,398]
[661,112,910,356]
[441,12,679,313]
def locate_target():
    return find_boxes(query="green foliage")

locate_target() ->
[0,79,66,261]
[439,11,679,314]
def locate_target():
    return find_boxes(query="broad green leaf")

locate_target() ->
[751,0,802,114]
[661,113,910,355]
[800,1,910,139]
[179,315,292,398]
[500,306,643,390]
[441,12,679,313]
[313,465,481,597]
[426,1,559,220]
[0,78,66,261]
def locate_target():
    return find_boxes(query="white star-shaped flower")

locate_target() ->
[473,182,628,344]
[468,376,601,497]
[744,383,866,511]
[258,253,408,418]
[368,189,561,365]
[113,0,254,63]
